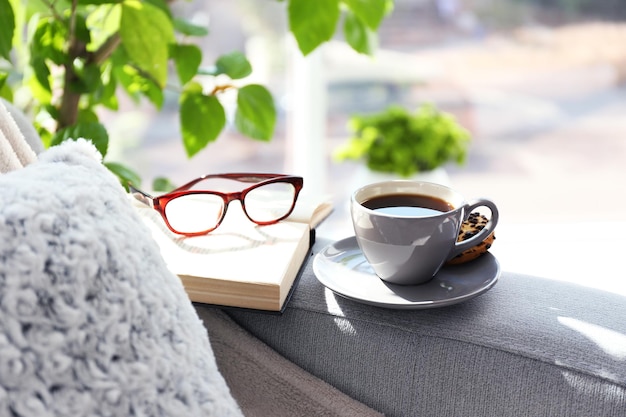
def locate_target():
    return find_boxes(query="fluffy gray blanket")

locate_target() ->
[0,140,242,417]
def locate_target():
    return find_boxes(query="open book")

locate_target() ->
[132,193,333,312]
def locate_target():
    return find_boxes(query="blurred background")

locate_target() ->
[106,0,626,230]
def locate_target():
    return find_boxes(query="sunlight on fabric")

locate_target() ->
[324,288,357,336]
[491,223,626,297]
[560,369,626,399]
[558,317,626,359]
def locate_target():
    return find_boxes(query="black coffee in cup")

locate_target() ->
[362,193,454,217]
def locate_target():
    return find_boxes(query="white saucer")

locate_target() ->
[313,236,500,309]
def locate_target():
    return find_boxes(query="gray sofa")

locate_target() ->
[1,99,624,416]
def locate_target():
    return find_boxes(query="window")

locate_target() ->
[112,0,626,226]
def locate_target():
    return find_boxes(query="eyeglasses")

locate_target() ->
[129,173,303,236]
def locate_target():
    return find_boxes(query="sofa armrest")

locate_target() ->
[227,237,626,417]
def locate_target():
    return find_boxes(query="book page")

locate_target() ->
[133,200,310,310]
[287,193,334,228]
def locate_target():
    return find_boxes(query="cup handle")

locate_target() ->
[447,199,499,260]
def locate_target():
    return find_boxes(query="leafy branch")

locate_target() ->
[0,0,393,189]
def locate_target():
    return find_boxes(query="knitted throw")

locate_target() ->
[0,140,243,417]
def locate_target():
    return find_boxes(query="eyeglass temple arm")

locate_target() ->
[128,184,155,208]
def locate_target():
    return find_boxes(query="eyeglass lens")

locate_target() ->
[244,181,296,222]
[163,180,297,234]
[165,194,224,235]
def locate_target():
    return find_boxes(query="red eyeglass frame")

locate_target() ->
[129,173,304,236]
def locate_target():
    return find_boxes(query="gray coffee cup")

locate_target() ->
[351,180,499,285]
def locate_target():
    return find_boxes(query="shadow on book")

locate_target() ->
[132,194,333,312]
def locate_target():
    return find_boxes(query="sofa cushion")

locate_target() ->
[0,140,243,417]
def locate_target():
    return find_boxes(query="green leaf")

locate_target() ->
[215,51,252,80]
[180,82,226,157]
[78,0,123,4]
[30,56,52,92]
[152,176,176,192]
[73,11,91,44]
[0,73,12,101]
[51,122,109,158]
[143,0,172,19]
[104,161,142,191]
[85,4,121,52]
[170,44,202,85]
[173,18,209,37]
[43,104,60,122]
[113,62,163,108]
[235,84,275,141]
[341,0,388,30]
[77,108,99,123]
[31,17,68,65]
[120,0,174,87]
[70,63,102,94]
[27,76,52,105]
[92,63,118,109]
[0,0,15,61]
[288,0,340,55]
[343,10,375,55]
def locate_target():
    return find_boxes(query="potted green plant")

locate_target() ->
[334,103,471,184]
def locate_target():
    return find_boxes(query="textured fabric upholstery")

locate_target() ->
[228,237,626,417]
[196,307,385,417]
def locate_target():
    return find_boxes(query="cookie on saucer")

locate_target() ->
[446,212,495,265]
